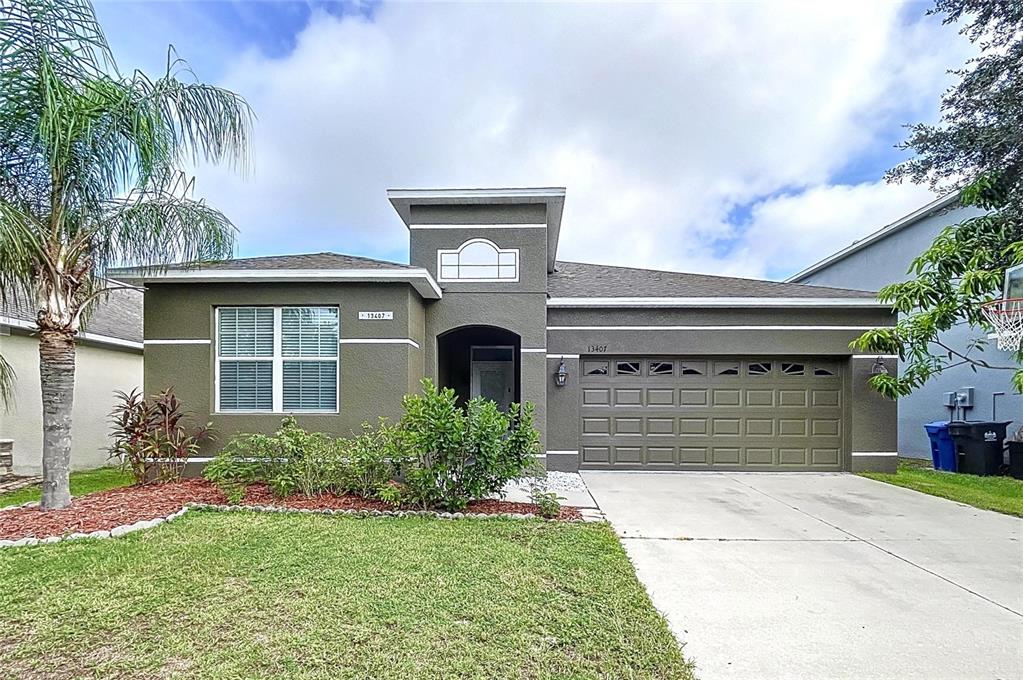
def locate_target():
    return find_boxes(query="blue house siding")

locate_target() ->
[791,202,1022,458]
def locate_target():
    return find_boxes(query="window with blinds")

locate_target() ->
[216,306,339,412]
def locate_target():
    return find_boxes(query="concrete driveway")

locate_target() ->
[581,472,1023,680]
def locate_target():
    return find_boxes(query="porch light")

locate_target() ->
[870,357,889,376]
[554,359,569,387]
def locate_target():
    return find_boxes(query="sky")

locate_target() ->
[93,0,973,281]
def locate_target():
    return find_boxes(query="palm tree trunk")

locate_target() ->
[39,329,75,509]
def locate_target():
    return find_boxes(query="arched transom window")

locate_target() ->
[437,238,519,282]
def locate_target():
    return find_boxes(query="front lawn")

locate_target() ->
[0,511,693,679]
[0,466,132,508]
[860,461,1023,517]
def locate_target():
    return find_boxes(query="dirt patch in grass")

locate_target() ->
[1,481,582,540]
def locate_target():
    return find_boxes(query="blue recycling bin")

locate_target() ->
[924,421,957,471]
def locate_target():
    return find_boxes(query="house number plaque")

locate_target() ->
[358,311,393,320]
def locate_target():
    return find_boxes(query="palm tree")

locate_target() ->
[0,0,252,509]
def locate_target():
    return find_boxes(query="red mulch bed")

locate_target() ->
[0,481,582,540]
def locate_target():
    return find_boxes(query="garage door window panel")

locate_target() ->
[616,361,641,376]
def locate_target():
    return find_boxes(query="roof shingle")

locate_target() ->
[160,252,415,272]
[1,286,143,344]
[548,261,877,299]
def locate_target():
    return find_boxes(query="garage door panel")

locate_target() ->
[581,446,610,464]
[614,417,642,435]
[712,447,742,464]
[746,418,774,436]
[647,417,676,435]
[778,418,808,436]
[680,389,708,406]
[646,447,676,465]
[812,389,841,407]
[614,388,642,406]
[712,389,742,406]
[746,447,775,465]
[812,448,841,465]
[779,448,809,465]
[680,417,708,435]
[646,388,675,406]
[582,417,610,434]
[778,390,808,407]
[812,419,841,437]
[746,389,775,407]
[579,356,845,471]
[614,446,642,464]
[712,418,741,436]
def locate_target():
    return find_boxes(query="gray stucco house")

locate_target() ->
[114,187,897,473]
[788,192,1022,458]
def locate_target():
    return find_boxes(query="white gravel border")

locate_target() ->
[0,501,600,549]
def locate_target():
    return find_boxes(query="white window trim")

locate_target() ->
[436,238,520,283]
[214,306,340,415]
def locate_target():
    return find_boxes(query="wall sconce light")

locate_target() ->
[870,357,889,376]
[554,359,568,387]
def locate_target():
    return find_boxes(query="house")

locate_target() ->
[0,288,144,476]
[112,187,897,473]
[787,193,1023,457]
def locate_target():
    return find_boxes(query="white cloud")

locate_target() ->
[725,181,939,280]
[185,1,971,279]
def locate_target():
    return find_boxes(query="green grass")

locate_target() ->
[861,461,1023,517]
[0,466,132,508]
[0,512,693,679]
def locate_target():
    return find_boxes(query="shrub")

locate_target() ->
[215,417,343,498]
[338,420,399,497]
[522,458,563,518]
[394,379,540,511]
[109,388,211,485]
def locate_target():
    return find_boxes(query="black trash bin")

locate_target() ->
[947,421,1011,476]
[1008,441,1023,480]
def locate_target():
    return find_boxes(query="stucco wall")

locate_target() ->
[794,204,1023,457]
[143,282,426,454]
[411,203,551,449]
[0,332,143,474]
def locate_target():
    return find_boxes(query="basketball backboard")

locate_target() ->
[1006,263,1023,299]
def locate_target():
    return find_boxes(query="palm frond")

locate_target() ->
[0,352,15,410]
[94,173,236,275]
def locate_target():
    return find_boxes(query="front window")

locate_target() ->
[437,238,518,282]
[216,306,339,413]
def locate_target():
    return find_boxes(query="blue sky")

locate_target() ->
[93,1,969,280]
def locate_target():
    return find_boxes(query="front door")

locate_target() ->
[470,346,515,410]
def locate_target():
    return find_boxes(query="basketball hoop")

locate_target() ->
[981,298,1023,351]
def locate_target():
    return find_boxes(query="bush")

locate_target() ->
[394,379,540,510]
[338,420,398,497]
[207,417,343,498]
[202,380,542,511]
[109,388,211,485]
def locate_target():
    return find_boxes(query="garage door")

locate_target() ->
[579,357,845,470]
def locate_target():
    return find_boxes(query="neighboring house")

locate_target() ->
[0,287,144,475]
[112,187,897,474]
[788,193,1023,458]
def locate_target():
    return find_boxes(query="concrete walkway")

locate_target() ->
[582,471,1023,680]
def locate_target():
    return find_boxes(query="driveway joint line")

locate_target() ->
[728,474,1023,619]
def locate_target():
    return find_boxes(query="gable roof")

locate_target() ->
[547,261,881,307]
[1,286,143,348]
[785,191,959,283]
[156,252,418,272]
[109,252,442,300]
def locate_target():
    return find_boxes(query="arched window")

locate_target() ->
[437,238,519,282]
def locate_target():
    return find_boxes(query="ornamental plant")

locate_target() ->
[108,387,211,484]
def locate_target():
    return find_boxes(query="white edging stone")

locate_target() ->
[0,499,600,549]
